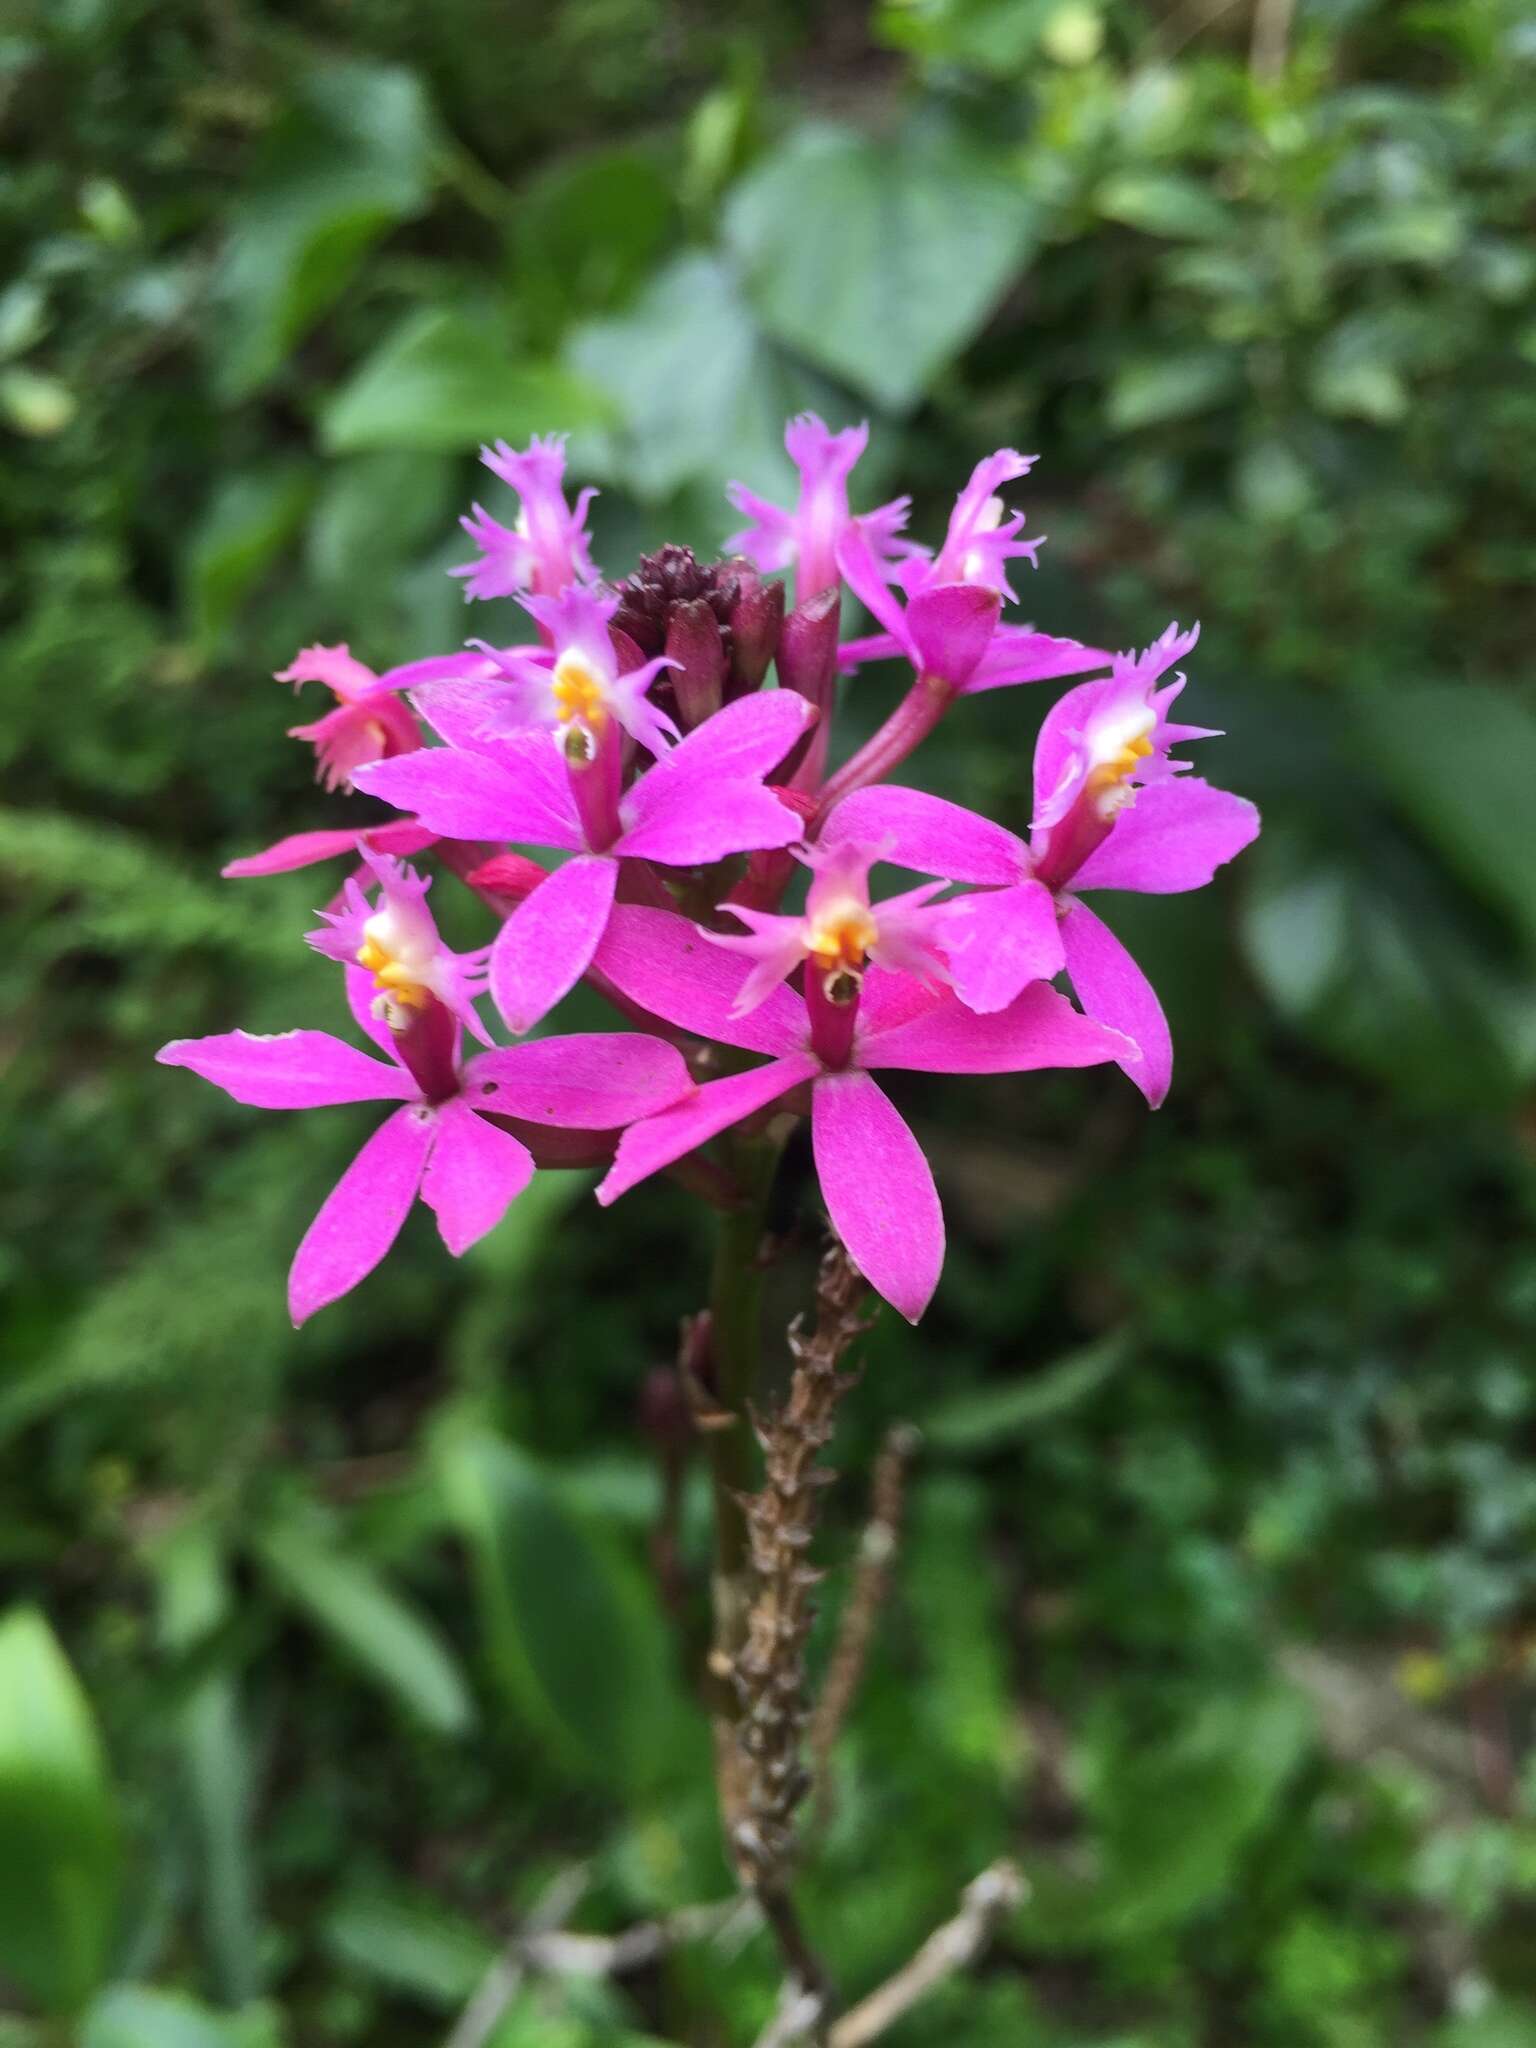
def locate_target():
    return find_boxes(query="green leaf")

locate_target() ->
[906,1478,1016,1781]
[1352,683,1536,959]
[1233,437,1314,524]
[1310,318,1411,425]
[1106,350,1241,431]
[152,1529,261,2006]
[215,62,439,399]
[324,1890,495,2007]
[876,0,1063,75]
[1028,1684,1312,1945]
[182,463,313,650]
[320,308,610,454]
[251,1513,475,1737]
[568,252,835,503]
[1095,172,1233,241]
[924,1332,1128,1452]
[81,1986,282,2048]
[1438,2006,1536,2048]
[0,1608,120,2013]
[433,1419,698,1791]
[305,451,456,593]
[1241,819,1536,1108]
[725,121,1036,411]
[513,146,674,324]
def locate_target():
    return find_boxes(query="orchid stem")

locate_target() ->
[812,671,955,828]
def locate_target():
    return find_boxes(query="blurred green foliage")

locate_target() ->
[3,0,1536,2040]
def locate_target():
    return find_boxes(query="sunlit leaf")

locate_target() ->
[569,252,835,502]
[81,1986,282,2048]
[215,62,439,399]
[0,1608,120,2013]
[725,121,1035,411]
[321,309,611,454]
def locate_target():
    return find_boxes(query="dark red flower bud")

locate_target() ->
[664,598,727,729]
[724,561,785,696]
[774,586,841,787]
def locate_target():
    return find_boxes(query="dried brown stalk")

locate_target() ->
[808,1421,919,1826]
[750,1861,1027,2048]
[733,1240,874,1873]
[828,1860,1027,2048]
[728,1238,875,2017]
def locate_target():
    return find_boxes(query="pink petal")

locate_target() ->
[905,583,1000,690]
[222,828,369,879]
[379,651,502,694]
[157,1029,414,1109]
[597,1055,817,1205]
[289,1103,437,1323]
[618,774,803,867]
[489,853,618,1035]
[837,522,912,655]
[861,981,1126,1075]
[594,905,806,1056]
[811,1071,943,1324]
[409,676,525,752]
[836,630,904,673]
[353,739,583,850]
[222,817,435,879]
[419,1097,535,1255]
[824,786,1027,886]
[935,881,1065,1014]
[654,689,818,784]
[1059,900,1170,1107]
[963,629,1112,695]
[856,966,948,1040]
[465,1032,693,1128]
[1069,779,1261,895]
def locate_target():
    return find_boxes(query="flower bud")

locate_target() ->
[465,851,550,905]
[664,598,727,729]
[774,586,840,788]
[776,586,840,710]
[724,561,785,696]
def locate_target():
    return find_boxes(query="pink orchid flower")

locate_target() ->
[277,645,438,793]
[470,585,682,764]
[703,836,952,1018]
[893,448,1042,605]
[451,433,598,602]
[590,904,1128,1323]
[352,689,817,1037]
[306,852,494,1046]
[825,624,1260,1108]
[725,413,911,605]
[158,865,692,1323]
[834,496,1109,699]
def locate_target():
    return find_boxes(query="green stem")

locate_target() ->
[700,1134,783,1858]
[706,1138,779,1590]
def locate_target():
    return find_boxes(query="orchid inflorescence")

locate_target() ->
[160,418,1259,1327]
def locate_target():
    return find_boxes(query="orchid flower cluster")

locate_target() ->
[160,420,1259,1326]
